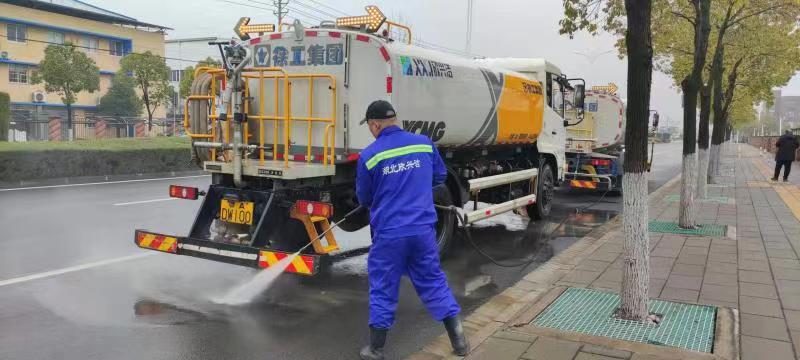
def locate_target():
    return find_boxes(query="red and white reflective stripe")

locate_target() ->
[599,95,607,99]
[270,33,282,40]
[305,30,318,37]
[328,31,341,38]
[379,46,390,61]
[386,76,393,94]
[249,38,262,45]
[355,34,370,42]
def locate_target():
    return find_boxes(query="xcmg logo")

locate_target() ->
[399,56,453,78]
[403,120,446,142]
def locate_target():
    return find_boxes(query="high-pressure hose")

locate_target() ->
[435,185,613,268]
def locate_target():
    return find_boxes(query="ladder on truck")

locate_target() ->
[462,168,540,224]
[183,66,339,180]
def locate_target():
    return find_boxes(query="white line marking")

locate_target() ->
[0,175,210,192]
[113,198,178,206]
[0,252,155,287]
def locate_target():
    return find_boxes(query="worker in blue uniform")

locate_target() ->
[356,100,469,359]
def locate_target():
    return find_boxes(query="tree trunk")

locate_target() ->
[678,0,711,230]
[147,108,154,132]
[66,103,73,141]
[618,0,653,322]
[697,83,711,198]
[711,59,741,178]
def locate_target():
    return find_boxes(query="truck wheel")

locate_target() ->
[526,162,554,220]
[433,185,456,255]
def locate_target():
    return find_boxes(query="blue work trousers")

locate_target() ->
[368,227,461,329]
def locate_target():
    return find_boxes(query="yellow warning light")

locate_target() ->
[234,17,276,40]
[336,5,386,32]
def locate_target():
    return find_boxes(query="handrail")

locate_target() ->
[188,66,337,169]
[385,21,412,45]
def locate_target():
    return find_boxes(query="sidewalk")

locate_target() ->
[411,144,800,360]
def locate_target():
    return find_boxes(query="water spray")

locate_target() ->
[214,206,365,305]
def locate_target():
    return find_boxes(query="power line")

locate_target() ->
[0,33,206,64]
[300,0,350,17]
[291,0,342,19]
[273,0,289,25]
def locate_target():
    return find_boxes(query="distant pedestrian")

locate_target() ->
[773,130,799,182]
[356,100,469,360]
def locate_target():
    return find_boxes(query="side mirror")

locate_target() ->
[574,84,585,110]
[563,120,569,127]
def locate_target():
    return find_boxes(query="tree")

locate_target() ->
[119,51,173,130]
[31,43,100,141]
[98,75,143,117]
[561,0,656,322]
[179,57,221,98]
[0,92,9,142]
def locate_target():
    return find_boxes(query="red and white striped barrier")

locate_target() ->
[48,117,61,141]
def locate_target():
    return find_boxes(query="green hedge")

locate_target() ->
[0,92,9,142]
[0,137,196,182]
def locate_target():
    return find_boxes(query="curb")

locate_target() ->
[412,172,683,359]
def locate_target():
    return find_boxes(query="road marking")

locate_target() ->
[113,198,177,206]
[0,253,154,288]
[0,175,210,192]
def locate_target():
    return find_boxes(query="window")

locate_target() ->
[9,64,29,83]
[47,31,65,45]
[7,23,26,43]
[547,73,564,117]
[82,37,99,53]
[170,69,181,82]
[110,40,124,56]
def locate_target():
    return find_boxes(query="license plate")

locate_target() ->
[220,200,254,225]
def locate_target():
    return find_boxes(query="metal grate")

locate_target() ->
[648,221,727,236]
[663,195,734,204]
[532,288,716,353]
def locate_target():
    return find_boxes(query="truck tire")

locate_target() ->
[433,185,457,256]
[526,162,554,220]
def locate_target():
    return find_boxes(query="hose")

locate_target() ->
[436,185,612,268]
[295,206,365,253]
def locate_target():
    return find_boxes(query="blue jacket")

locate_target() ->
[356,126,448,237]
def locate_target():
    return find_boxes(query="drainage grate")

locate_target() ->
[663,195,734,204]
[648,221,727,236]
[532,288,716,353]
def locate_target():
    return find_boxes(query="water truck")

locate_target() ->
[134,8,586,276]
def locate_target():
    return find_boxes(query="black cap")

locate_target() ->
[360,100,396,125]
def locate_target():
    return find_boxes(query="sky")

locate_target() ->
[89,0,800,128]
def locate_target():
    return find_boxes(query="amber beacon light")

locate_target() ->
[336,5,386,32]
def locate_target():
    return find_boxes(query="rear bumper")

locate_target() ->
[134,229,320,275]
[564,173,616,190]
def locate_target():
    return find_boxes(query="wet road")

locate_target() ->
[0,142,682,360]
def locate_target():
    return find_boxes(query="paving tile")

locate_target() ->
[675,254,707,265]
[700,284,739,303]
[777,279,800,294]
[669,264,704,277]
[703,271,738,286]
[560,270,602,285]
[576,260,612,272]
[649,278,665,298]
[771,259,800,269]
[659,287,699,303]
[680,246,709,256]
[520,337,580,360]
[777,293,800,311]
[739,270,774,284]
[574,352,623,360]
[685,237,711,248]
[579,344,631,359]
[491,330,538,343]
[649,256,675,268]
[705,261,738,274]
[740,313,790,341]
[741,336,795,360]
[466,336,530,360]
[590,251,620,263]
[739,259,772,272]
[739,296,784,318]
[665,274,702,290]
[783,310,800,331]
[739,282,778,299]
[773,267,800,281]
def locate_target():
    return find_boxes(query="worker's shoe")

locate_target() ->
[359,327,387,360]
[443,315,470,356]
[772,177,779,181]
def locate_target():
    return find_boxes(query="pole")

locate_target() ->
[274,0,289,31]
[465,0,473,53]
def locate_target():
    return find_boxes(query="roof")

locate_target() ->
[474,58,563,76]
[1,0,171,30]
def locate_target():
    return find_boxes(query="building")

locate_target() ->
[165,37,223,123]
[0,0,169,140]
[769,89,800,134]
